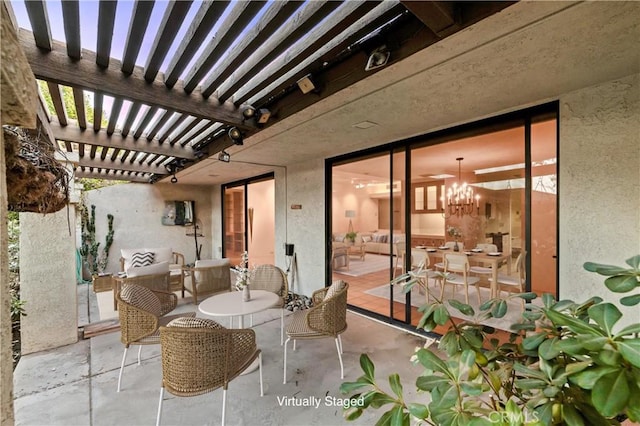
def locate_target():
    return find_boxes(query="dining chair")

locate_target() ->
[182,259,231,304]
[407,249,441,303]
[156,317,263,426]
[115,284,195,392]
[469,243,499,280]
[441,253,482,305]
[492,251,526,306]
[434,241,465,271]
[248,264,289,344]
[393,242,407,278]
[283,280,348,384]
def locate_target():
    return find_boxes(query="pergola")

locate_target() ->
[12,0,511,183]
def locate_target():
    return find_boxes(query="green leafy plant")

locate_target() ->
[340,255,640,425]
[346,231,358,243]
[79,203,115,275]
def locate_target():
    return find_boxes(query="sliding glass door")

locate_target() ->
[222,174,275,267]
[327,104,558,330]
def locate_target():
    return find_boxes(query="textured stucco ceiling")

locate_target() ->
[172,1,640,185]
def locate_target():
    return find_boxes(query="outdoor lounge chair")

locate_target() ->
[156,317,263,426]
[182,259,231,304]
[283,280,348,384]
[115,284,194,392]
[248,264,289,345]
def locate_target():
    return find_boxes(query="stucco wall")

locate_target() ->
[284,159,325,296]
[85,182,214,271]
[559,73,640,327]
[20,208,78,354]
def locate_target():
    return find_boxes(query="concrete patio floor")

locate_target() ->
[13,284,433,425]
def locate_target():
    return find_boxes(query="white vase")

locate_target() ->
[242,285,251,302]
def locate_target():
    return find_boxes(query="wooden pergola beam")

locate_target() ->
[50,120,196,160]
[19,29,253,130]
[78,156,169,175]
[74,168,151,183]
[400,1,458,37]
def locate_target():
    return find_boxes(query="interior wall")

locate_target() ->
[85,182,214,270]
[247,179,275,266]
[559,73,640,327]
[331,183,379,234]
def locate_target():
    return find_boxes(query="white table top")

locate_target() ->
[198,290,280,318]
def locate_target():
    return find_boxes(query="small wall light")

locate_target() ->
[256,108,271,124]
[218,150,230,163]
[228,127,243,145]
[296,74,316,94]
[365,46,390,71]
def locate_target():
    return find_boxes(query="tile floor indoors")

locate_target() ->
[13,283,434,426]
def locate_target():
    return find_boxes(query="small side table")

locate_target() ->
[347,244,366,261]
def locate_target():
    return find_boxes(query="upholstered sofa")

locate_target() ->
[332,230,405,257]
[120,247,185,293]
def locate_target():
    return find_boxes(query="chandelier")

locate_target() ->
[442,157,480,218]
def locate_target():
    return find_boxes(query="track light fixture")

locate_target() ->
[241,105,256,120]
[228,126,243,145]
[256,108,271,124]
[218,150,230,163]
[365,46,390,71]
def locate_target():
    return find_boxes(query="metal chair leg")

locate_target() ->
[137,345,142,364]
[155,387,164,426]
[259,353,264,396]
[283,337,290,384]
[221,388,227,426]
[117,347,128,392]
[335,338,344,379]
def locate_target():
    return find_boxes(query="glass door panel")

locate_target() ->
[530,119,557,296]
[246,179,275,266]
[224,186,245,266]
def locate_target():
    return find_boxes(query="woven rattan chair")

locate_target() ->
[115,284,194,392]
[156,317,263,426]
[182,259,231,304]
[248,264,288,344]
[283,281,348,384]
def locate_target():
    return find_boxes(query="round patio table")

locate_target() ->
[198,289,280,329]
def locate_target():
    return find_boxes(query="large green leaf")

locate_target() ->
[617,339,640,368]
[390,405,408,426]
[620,293,640,306]
[627,382,640,423]
[434,304,451,325]
[340,378,372,394]
[592,370,630,417]
[615,323,640,337]
[562,403,585,426]
[580,335,608,351]
[344,406,363,421]
[417,349,450,376]
[583,261,629,276]
[588,303,622,336]
[514,378,547,390]
[407,403,429,420]
[545,309,604,336]
[625,254,640,269]
[449,299,475,316]
[555,337,588,356]
[457,350,476,380]
[360,354,375,381]
[538,337,560,360]
[389,374,403,399]
[605,275,639,293]
[370,392,398,409]
[522,332,547,351]
[491,299,508,318]
[416,375,450,391]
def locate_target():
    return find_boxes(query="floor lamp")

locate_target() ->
[345,210,356,234]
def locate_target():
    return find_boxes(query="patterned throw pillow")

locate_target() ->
[324,280,346,301]
[167,317,224,329]
[130,251,154,268]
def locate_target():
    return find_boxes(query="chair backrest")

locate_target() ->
[193,259,231,293]
[123,271,171,292]
[476,243,498,253]
[444,241,464,250]
[410,248,429,269]
[117,284,162,345]
[395,242,407,258]
[315,281,349,336]
[515,251,526,283]
[249,265,288,301]
[159,317,257,396]
[444,253,470,274]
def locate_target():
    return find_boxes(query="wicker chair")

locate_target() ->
[112,272,172,311]
[182,259,231,304]
[156,317,263,426]
[248,264,288,344]
[115,284,195,392]
[283,280,348,384]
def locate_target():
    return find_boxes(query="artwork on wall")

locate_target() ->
[162,200,194,226]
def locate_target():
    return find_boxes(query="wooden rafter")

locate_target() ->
[19,29,252,129]
[93,92,103,132]
[106,98,123,135]
[96,0,117,68]
[50,120,196,160]
[164,0,230,88]
[72,87,86,129]
[201,1,303,97]
[215,1,342,102]
[236,0,382,105]
[133,106,158,139]
[182,1,267,94]
[75,168,151,183]
[158,113,189,144]
[121,102,142,137]
[60,0,81,59]
[146,110,174,141]
[79,155,168,175]
[144,0,193,82]
[121,1,155,75]
[23,0,51,50]
[46,82,67,126]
